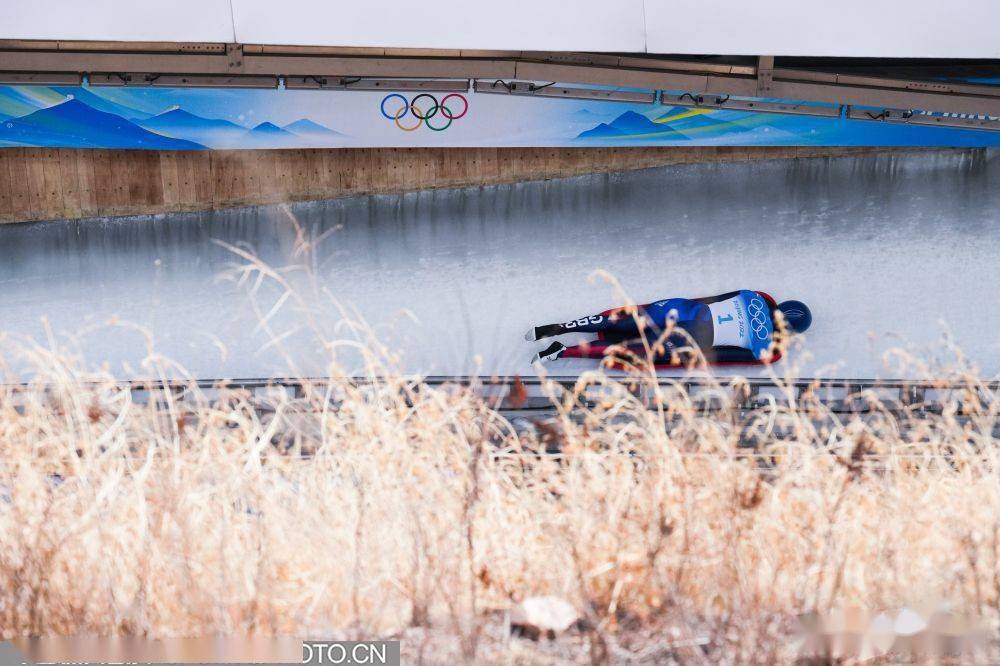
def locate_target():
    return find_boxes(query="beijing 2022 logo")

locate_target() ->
[380,93,468,132]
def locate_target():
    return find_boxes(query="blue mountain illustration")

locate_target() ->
[236,121,307,148]
[0,99,204,149]
[577,123,626,138]
[657,106,699,119]
[283,118,343,137]
[656,106,735,128]
[577,110,680,139]
[608,110,660,132]
[139,107,248,148]
[250,121,289,135]
[51,87,155,121]
[142,107,244,133]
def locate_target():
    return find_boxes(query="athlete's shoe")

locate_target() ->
[533,341,566,363]
[525,324,565,341]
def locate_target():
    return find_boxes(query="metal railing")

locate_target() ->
[4,374,996,415]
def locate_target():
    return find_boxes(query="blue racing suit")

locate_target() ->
[557,290,777,364]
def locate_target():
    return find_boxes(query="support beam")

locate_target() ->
[1,44,999,117]
[774,68,1000,98]
[768,80,1000,118]
[226,43,244,73]
[0,50,234,74]
[512,61,759,97]
[756,55,774,96]
[240,54,514,79]
[0,71,81,85]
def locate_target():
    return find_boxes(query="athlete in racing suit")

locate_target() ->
[528,290,812,366]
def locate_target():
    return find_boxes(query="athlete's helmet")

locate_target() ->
[777,300,812,333]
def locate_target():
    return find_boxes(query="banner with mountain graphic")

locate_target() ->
[1,85,999,149]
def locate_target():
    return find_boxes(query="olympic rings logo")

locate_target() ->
[747,297,770,340]
[380,93,469,132]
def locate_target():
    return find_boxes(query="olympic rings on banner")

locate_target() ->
[379,93,468,131]
[439,93,468,119]
[425,108,452,131]
[380,94,409,120]
[394,105,423,131]
[409,94,439,120]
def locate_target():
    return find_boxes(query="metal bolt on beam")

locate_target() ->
[474,79,655,103]
[660,92,841,118]
[88,73,279,88]
[756,55,774,96]
[847,106,1000,131]
[284,77,469,91]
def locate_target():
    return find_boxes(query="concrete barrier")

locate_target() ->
[0,146,910,224]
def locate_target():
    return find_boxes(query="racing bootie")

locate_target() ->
[533,341,566,363]
[525,324,566,341]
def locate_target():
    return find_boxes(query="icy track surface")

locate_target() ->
[1,149,998,380]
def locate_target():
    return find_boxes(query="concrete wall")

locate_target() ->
[0,146,905,224]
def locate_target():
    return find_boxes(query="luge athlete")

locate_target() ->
[528,290,812,367]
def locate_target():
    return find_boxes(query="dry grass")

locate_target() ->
[0,217,996,663]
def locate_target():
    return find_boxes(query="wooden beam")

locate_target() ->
[1,45,999,117]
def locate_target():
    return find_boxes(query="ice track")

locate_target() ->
[0,149,997,380]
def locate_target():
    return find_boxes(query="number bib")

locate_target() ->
[707,290,775,358]
[708,297,751,349]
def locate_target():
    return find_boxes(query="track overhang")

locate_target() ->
[1,43,999,128]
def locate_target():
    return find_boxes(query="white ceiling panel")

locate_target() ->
[231,0,647,51]
[0,0,235,42]
[3,0,999,59]
[645,0,1000,58]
